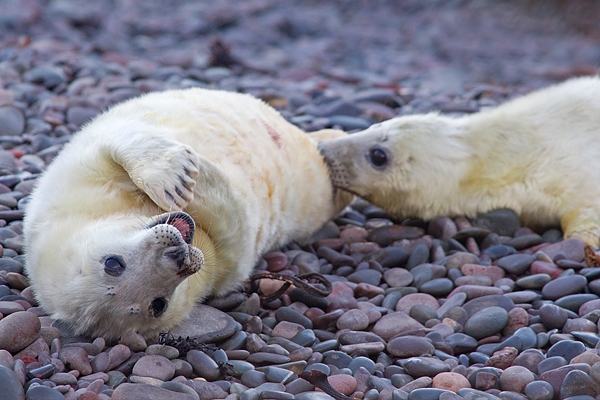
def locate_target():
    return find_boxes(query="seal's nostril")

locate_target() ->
[164,246,186,267]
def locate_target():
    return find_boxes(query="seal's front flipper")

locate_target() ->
[561,207,600,248]
[107,136,200,211]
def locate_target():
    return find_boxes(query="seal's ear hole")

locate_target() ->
[150,297,167,317]
[368,146,389,168]
[102,255,126,277]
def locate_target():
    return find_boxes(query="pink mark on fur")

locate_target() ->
[263,122,282,149]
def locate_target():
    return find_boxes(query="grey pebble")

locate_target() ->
[132,354,175,381]
[560,369,598,398]
[524,380,554,400]
[25,385,64,400]
[187,349,220,381]
[546,340,586,363]
[402,357,451,377]
[0,106,25,136]
[497,254,535,275]
[0,365,25,400]
[112,382,198,400]
[515,274,552,289]
[542,275,587,300]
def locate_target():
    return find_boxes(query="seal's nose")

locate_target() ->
[164,246,187,268]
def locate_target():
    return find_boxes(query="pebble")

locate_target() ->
[464,306,509,339]
[387,336,435,358]
[132,354,175,381]
[0,310,40,353]
[112,383,198,400]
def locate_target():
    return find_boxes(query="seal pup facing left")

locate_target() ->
[24,88,351,340]
[319,76,600,246]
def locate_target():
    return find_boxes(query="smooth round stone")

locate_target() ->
[464,307,509,340]
[112,382,198,400]
[571,332,600,348]
[524,380,554,400]
[409,304,439,325]
[328,373,357,395]
[0,365,24,400]
[432,371,470,391]
[372,311,425,341]
[337,309,370,331]
[538,357,568,375]
[462,295,514,317]
[58,346,92,375]
[363,247,409,268]
[159,382,199,399]
[437,292,467,319]
[539,304,569,329]
[145,344,179,360]
[347,269,382,286]
[388,336,435,358]
[497,254,535,275]
[504,234,544,250]
[503,290,539,304]
[170,304,236,343]
[516,274,551,289]
[0,311,40,353]
[563,318,596,333]
[246,352,291,366]
[547,340,586,363]
[132,355,175,381]
[384,268,413,287]
[291,329,316,347]
[396,293,439,313]
[241,370,267,388]
[420,278,454,297]
[406,245,430,269]
[323,351,352,369]
[107,344,131,370]
[275,307,312,329]
[368,226,424,247]
[542,238,585,262]
[467,367,502,390]
[541,275,587,300]
[444,333,478,354]
[560,369,598,398]
[296,392,340,400]
[555,294,599,312]
[227,360,255,378]
[403,357,451,377]
[511,327,537,350]
[499,365,535,393]
[348,356,376,374]
[411,264,434,288]
[0,106,25,136]
[483,244,516,260]
[408,388,452,400]
[472,209,521,236]
[26,384,65,400]
[382,291,404,311]
[187,350,220,381]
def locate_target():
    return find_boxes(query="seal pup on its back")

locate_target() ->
[319,76,600,246]
[24,88,351,340]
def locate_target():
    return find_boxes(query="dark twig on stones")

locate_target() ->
[247,271,332,303]
[299,369,356,400]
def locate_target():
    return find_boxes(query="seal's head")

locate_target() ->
[26,211,205,340]
[318,114,467,213]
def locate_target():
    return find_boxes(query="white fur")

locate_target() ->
[320,76,600,246]
[24,88,350,339]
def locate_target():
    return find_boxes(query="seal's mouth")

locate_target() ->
[146,212,195,245]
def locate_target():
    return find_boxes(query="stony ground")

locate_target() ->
[1,0,600,399]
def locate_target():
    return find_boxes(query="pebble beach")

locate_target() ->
[1,1,600,399]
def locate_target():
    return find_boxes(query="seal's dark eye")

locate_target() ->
[369,147,388,167]
[150,297,167,317]
[102,255,126,277]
